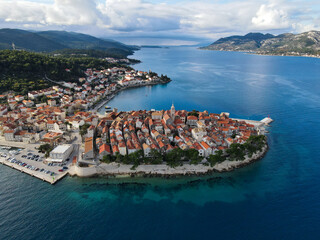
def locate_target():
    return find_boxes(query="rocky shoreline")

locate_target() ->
[69,143,268,179]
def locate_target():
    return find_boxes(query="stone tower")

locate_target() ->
[170,103,175,119]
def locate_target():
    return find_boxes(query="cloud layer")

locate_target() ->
[0,0,319,40]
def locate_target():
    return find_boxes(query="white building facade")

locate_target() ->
[49,144,73,163]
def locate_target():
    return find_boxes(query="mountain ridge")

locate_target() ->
[201,31,320,57]
[0,28,137,56]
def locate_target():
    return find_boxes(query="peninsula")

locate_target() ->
[201,31,320,58]
[70,107,271,178]
[0,49,271,183]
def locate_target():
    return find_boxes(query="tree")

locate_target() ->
[207,150,225,167]
[38,143,53,158]
[115,152,124,162]
[101,155,114,163]
[165,148,185,167]
[148,149,163,164]
[40,95,48,103]
[188,110,199,117]
[226,143,246,161]
[79,123,90,138]
[185,149,203,165]
[38,143,52,153]
[129,150,145,167]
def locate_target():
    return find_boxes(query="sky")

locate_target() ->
[0,0,319,44]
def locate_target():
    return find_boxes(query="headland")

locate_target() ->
[0,59,272,183]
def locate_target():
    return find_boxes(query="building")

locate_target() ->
[4,130,15,141]
[99,144,111,159]
[187,115,198,126]
[191,127,206,141]
[143,143,151,157]
[200,141,212,157]
[49,144,73,163]
[118,141,127,155]
[83,137,94,159]
[151,111,163,120]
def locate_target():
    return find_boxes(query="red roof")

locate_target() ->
[112,145,119,153]
[187,115,198,120]
[99,144,111,154]
[200,141,211,150]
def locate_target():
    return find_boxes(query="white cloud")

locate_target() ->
[251,4,289,30]
[0,0,319,39]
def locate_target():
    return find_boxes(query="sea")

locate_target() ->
[1,47,320,240]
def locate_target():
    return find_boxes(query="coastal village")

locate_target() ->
[85,105,261,161]
[0,63,270,183]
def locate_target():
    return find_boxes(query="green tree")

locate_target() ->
[185,149,203,165]
[226,143,246,161]
[79,123,90,138]
[38,143,53,158]
[101,154,114,163]
[207,150,225,167]
[165,148,185,167]
[148,149,163,164]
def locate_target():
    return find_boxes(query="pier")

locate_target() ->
[231,117,274,127]
[0,157,69,184]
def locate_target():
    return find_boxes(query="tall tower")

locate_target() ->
[170,103,175,119]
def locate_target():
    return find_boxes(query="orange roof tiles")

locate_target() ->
[99,144,111,154]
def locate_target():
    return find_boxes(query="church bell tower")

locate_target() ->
[170,103,175,119]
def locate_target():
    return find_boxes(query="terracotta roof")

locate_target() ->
[112,145,119,153]
[187,115,198,120]
[99,144,111,154]
[200,141,211,150]
[84,139,93,153]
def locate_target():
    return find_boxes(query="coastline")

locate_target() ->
[69,143,268,178]
[91,79,171,112]
[199,48,320,59]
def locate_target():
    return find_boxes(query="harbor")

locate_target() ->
[0,157,68,184]
[0,143,71,184]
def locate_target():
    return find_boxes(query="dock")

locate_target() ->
[260,117,274,125]
[231,117,274,127]
[0,157,69,185]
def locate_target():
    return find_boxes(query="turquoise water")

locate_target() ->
[1,47,320,239]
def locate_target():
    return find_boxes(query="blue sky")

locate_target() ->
[0,0,319,44]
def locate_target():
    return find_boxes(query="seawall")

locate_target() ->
[70,144,268,178]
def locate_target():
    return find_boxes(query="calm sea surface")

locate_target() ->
[1,47,320,240]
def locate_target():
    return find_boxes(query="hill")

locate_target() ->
[0,29,66,52]
[37,31,136,52]
[0,50,122,94]
[201,31,320,56]
[0,28,137,57]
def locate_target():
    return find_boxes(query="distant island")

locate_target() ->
[140,45,163,48]
[200,31,320,58]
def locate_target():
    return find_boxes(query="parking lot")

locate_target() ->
[0,146,72,184]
